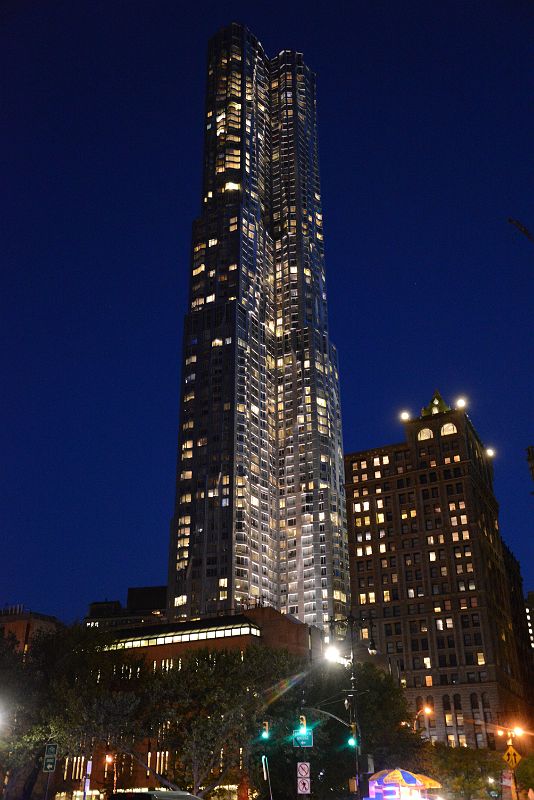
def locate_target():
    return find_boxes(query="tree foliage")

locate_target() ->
[516,755,534,794]
[0,624,159,799]
[248,658,423,800]
[0,625,432,800]
[156,646,305,796]
[429,743,503,800]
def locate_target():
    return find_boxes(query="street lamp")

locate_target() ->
[413,705,432,733]
[496,724,525,746]
[327,613,377,800]
[105,753,117,793]
[496,725,526,800]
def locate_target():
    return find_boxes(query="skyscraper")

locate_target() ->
[168,24,349,627]
[345,392,532,746]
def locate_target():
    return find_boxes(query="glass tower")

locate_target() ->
[168,23,349,627]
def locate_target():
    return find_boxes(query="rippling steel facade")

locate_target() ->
[168,24,349,627]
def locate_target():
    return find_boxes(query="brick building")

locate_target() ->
[0,604,60,654]
[344,391,532,748]
[53,605,321,798]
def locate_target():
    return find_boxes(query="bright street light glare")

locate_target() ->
[486,448,495,457]
[325,645,340,662]
[400,411,410,421]
[423,706,432,715]
[513,727,524,737]
[456,397,467,409]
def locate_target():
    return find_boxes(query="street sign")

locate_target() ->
[501,770,513,787]
[503,746,522,769]
[293,729,313,747]
[297,777,311,794]
[297,762,310,778]
[43,742,58,773]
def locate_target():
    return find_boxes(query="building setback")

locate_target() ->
[345,391,532,747]
[168,23,349,627]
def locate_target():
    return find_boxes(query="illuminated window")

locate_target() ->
[441,423,457,436]
[418,428,433,441]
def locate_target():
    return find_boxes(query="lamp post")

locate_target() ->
[105,753,117,793]
[497,725,525,800]
[327,613,377,800]
[413,705,432,734]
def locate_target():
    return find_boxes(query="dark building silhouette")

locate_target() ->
[526,591,534,656]
[85,585,167,629]
[168,23,348,627]
[345,391,532,746]
[527,445,534,490]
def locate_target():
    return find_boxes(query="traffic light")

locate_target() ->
[299,715,307,734]
[261,720,270,740]
[348,723,358,748]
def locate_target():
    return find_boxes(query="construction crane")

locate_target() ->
[508,217,534,243]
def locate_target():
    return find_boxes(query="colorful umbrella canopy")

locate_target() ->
[370,769,425,787]
[414,774,442,789]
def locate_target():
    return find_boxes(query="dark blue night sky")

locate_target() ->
[2,0,533,621]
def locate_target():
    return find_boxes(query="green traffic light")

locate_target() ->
[348,735,357,747]
[261,730,269,740]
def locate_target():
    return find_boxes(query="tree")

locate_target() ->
[0,627,54,800]
[430,743,503,800]
[157,646,304,797]
[516,756,534,795]
[0,624,163,799]
[248,658,423,800]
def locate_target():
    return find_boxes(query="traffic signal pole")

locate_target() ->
[261,755,273,800]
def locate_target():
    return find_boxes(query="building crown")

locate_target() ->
[420,390,451,418]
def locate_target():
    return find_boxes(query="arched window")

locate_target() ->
[441,422,457,436]
[481,692,490,709]
[416,696,424,711]
[453,693,462,710]
[470,693,479,709]
[442,694,451,711]
[417,428,433,441]
[426,696,434,710]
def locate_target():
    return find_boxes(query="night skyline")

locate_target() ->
[2,1,533,622]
